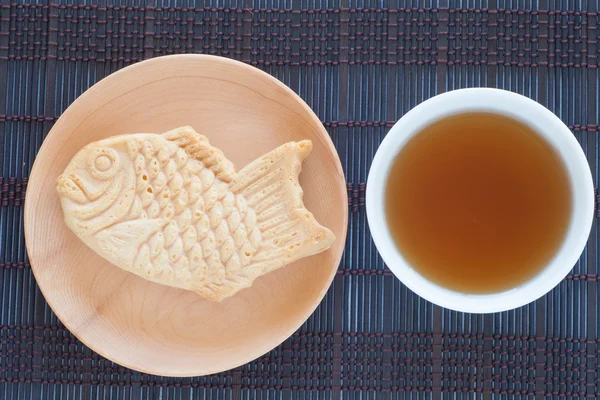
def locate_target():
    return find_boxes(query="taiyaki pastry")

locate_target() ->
[55,126,335,301]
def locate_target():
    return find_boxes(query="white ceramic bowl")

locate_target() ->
[366,88,595,313]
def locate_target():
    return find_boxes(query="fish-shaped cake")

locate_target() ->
[55,126,335,301]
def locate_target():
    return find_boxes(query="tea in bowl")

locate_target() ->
[366,88,595,313]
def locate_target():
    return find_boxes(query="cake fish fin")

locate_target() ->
[162,126,237,182]
[92,218,166,270]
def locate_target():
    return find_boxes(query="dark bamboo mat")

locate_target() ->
[1,0,599,398]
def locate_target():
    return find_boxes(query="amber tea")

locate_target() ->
[385,113,572,293]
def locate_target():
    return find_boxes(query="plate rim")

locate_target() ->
[24,54,348,377]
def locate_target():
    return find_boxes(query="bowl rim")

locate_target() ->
[24,54,348,376]
[366,88,595,314]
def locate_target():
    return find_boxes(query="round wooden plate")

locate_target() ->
[24,55,347,376]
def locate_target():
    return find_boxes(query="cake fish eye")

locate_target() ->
[88,147,120,179]
[94,155,112,171]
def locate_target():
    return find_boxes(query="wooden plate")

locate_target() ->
[24,55,347,377]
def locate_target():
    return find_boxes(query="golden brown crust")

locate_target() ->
[56,127,335,302]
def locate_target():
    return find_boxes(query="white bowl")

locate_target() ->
[366,88,595,313]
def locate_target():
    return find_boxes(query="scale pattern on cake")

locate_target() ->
[55,126,335,301]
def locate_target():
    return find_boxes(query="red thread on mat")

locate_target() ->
[0,262,30,269]
[2,5,597,18]
[3,261,599,283]
[0,177,28,207]
[0,118,577,131]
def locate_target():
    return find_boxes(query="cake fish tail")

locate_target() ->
[231,140,335,277]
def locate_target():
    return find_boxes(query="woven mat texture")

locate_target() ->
[1,0,600,399]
